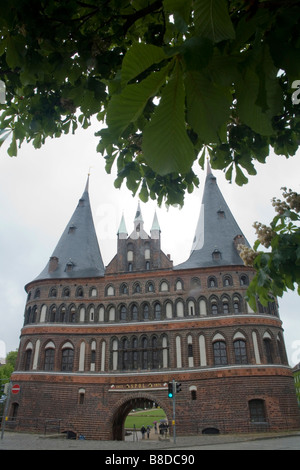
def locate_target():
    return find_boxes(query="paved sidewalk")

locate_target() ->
[0,430,299,450]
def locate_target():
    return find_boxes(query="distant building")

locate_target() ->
[10,167,300,439]
[293,363,300,407]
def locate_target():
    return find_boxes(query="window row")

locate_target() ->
[26,274,251,302]
[20,329,288,373]
[24,294,255,325]
[28,286,98,301]
[105,274,249,295]
[24,294,279,325]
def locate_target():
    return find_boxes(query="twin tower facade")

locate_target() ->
[11,169,300,440]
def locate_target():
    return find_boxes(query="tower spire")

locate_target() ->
[117,213,128,239]
[175,169,250,269]
[34,178,105,280]
[134,201,144,232]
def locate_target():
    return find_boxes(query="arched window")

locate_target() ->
[187,335,194,367]
[147,282,154,292]
[160,281,169,292]
[211,302,218,315]
[62,287,70,297]
[121,338,129,370]
[49,287,57,298]
[108,306,115,321]
[189,386,197,401]
[152,336,159,368]
[234,339,248,364]
[188,300,195,316]
[277,334,287,364]
[233,296,241,314]
[154,303,161,320]
[120,305,127,321]
[132,337,138,369]
[40,304,47,323]
[60,306,67,322]
[249,399,266,422]
[69,305,76,323]
[106,285,115,296]
[120,283,128,294]
[76,287,84,298]
[44,348,55,371]
[240,274,249,286]
[127,244,133,262]
[223,275,232,287]
[34,289,40,299]
[89,306,95,322]
[142,337,148,369]
[61,347,74,372]
[78,388,85,405]
[131,304,138,321]
[213,341,228,365]
[176,300,184,317]
[263,337,274,364]
[208,277,217,288]
[49,306,56,322]
[166,301,173,319]
[31,306,37,323]
[222,302,229,315]
[133,282,141,294]
[143,304,149,320]
[112,339,118,371]
[24,344,32,370]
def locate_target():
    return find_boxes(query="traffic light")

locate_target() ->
[168,382,174,398]
[176,382,182,393]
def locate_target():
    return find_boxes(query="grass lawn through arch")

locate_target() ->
[124,407,167,430]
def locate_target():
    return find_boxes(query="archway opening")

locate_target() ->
[112,397,168,441]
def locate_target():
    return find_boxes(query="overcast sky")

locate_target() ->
[0,120,299,366]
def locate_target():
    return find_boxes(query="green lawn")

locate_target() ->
[125,408,167,429]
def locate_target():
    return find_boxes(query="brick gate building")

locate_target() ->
[10,167,300,439]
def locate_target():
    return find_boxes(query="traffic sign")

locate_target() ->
[11,384,20,394]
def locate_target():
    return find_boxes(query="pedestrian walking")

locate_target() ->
[140,425,146,439]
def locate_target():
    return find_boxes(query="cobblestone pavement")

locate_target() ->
[0,430,299,451]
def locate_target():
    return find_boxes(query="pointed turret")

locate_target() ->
[117,213,128,239]
[175,169,250,269]
[34,176,105,280]
[134,201,144,232]
[150,210,161,240]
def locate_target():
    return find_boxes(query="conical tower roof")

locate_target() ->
[34,176,105,280]
[175,168,250,270]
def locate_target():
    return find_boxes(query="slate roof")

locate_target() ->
[174,168,250,270]
[34,176,105,281]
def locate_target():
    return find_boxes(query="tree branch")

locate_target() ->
[121,0,163,34]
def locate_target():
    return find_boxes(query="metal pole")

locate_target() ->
[172,379,176,444]
[1,381,11,440]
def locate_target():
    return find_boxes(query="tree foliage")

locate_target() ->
[0,351,18,383]
[239,188,300,309]
[0,0,300,206]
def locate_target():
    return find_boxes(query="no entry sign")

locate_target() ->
[11,384,20,394]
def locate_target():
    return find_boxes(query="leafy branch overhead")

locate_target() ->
[238,188,300,309]
[0,0,300,205]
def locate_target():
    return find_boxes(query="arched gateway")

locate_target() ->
[11,170,300,439]
[111,395,169,441]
